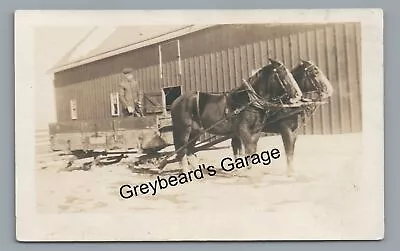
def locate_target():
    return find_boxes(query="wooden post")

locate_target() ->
[161,88,167,116]
[177,39,182,76]
[158,44,163,79]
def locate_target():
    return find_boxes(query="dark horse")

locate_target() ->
[239,59,333,177]
[170,59,303,171]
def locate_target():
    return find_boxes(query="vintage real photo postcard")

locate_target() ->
[15,9,384,241]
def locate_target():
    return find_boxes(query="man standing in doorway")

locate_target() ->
[119,67,144,117]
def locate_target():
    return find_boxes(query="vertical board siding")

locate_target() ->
[183,58,190,93]
[204,54,212,92]
[316,28,330,134]
[325,26,341,134]
[54,24,361,135]
[345,24,362,132]
[199,55,207,91]
[233,47,242,87]
[227,48,236,90]
[221,50,230,92]
[192,57,198,92]
[336,24,353,133]
[253,43,261,70]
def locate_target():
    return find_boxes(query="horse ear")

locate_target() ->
[269,58,277,64]
[301,57,311,64]
[269,58,282,67]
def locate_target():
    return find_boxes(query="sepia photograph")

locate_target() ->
[15,9,384,241]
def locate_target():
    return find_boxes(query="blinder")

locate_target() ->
[267,63,298,105]
[302,64,327,99]
[240,62,301,111]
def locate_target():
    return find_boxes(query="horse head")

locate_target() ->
[292,59,334,101]
[250,59,302,104]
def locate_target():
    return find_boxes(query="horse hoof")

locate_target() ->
[179,163,190,173]
[187,155,199,167]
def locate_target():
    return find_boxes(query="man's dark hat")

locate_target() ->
[122,67,133,74]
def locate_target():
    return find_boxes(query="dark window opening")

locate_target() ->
[163,86,182,111]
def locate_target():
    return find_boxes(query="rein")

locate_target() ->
[159,91,265,170]
[297,67,321,126]
[242,77,288,111]
[242,64,298,111]
[195,64,305,131]
[294,65,326,127]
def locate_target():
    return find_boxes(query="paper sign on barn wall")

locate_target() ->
[110,92,120,116]
[70,99,78,120]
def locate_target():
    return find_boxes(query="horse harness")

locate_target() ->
[195,91,234,130]
[194,64,293,130]
[300,64,326,99]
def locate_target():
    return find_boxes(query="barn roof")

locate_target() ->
[50,24,215,73]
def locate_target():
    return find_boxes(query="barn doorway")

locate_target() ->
[163,86,182,112]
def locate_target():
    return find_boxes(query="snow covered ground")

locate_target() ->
[31,133,383,241]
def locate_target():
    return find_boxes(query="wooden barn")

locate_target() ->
[49,23,362,153]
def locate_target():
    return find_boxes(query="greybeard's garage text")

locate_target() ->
[120,148,281,199]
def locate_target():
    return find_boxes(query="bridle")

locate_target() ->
[242,63,296,110]
[299,63,326,100]
[296,63,327,126]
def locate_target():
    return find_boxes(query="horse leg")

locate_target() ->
[187,130,200,168]
[244,141,258,170]
[240,132,261,170]
[173,127,191,172]
[280,124,297,177]
[231,136,243,160]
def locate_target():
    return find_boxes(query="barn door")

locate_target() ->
[143,91,164,114]
[158,39,182,87]
[163,86,182,111]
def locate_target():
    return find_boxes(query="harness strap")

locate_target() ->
[223,93,230,116]
[242,79,269,110]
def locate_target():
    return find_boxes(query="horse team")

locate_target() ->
[170,59,334,177]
